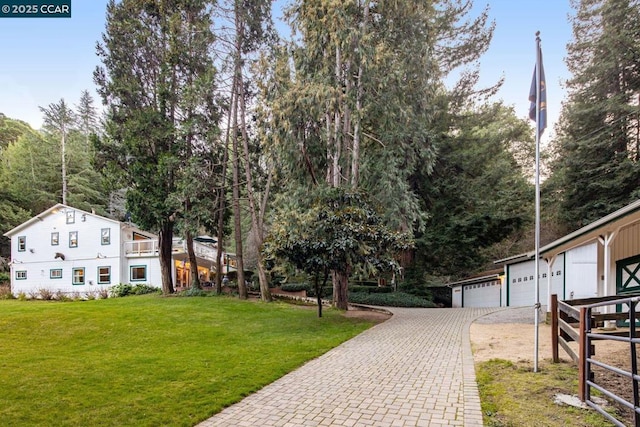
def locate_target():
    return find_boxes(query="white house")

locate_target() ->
[3,204,235,296]
[449,199,640,309]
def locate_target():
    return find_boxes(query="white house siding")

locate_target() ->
[462,280,501,307]
[8,207,123,295]
[564,242,598,300]
[451,286,463,308]
[125,257,162,287]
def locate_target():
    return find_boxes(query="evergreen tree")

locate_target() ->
[547,0,640,229]
[266,0,495,308]
[417,103,534,277]
[95,0,218,294]
[39,99,75,205]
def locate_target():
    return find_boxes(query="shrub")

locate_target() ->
[349,285,393,294]
[348,291,436,308]
[85,291,96,301]
[0,272,10,284]
[182,287,207,297]
[110,283,160,297]
[28,290,39,300]
[110,283,133,297]
[54,290,71,302]
[97,288,110,299]
[0,284,13,300]
[17,291,27,301]
[280,283,310,293]
[38,288,54,300]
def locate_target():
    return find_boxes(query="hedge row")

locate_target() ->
[348,292,436,308]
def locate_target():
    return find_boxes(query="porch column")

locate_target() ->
[546,254,557,312]
[600,230,619,299]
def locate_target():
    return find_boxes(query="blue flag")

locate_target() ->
[528,49,547,134]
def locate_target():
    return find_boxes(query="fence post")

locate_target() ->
[551,294,559,363]
[579,306,588,401]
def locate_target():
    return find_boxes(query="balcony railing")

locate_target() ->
[125,238,222,262]
[124,240,159,256]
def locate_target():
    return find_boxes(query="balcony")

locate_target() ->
[124,238,221,262]
[124,240,159,257]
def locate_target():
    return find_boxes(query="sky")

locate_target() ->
[0,0,574,142]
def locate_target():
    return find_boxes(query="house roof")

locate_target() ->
[3,203,122,237]
[494,199,640,266]
[540,198,640,258]
[446,268,503,288]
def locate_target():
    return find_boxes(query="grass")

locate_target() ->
[477,359,617,426]
[0,295,375,426]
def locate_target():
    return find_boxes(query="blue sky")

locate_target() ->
[0,0,572,141]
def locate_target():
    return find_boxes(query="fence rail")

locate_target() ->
[551,293,640,427]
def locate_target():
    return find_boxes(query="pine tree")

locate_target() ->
[547,0,640,229]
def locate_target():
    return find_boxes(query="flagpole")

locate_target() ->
[534,31,542,373]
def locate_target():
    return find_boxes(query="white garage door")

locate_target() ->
[508,260,548,307]
[463,281,501,307]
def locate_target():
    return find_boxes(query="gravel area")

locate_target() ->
[473,305,548,324]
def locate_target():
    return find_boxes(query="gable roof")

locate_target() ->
[3,203,121,237]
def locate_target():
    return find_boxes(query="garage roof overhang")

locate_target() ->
[540,199,640,259]
[446,268,503,288]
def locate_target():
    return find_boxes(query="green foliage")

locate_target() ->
[546,0,640,230]
[280,283,310,293]
[264,187,413,310]
[109,283,160,298]
[416,103,534,276]
[348,285,393,294]
[348,292,435,308]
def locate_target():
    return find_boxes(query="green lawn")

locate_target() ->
[0,295,374,426]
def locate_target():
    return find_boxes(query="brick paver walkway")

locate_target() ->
[198,307,499,427]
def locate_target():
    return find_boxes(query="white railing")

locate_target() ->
[124,240,159,256]
[125,238,221,262]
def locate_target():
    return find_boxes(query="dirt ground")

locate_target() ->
[470,314,636,425]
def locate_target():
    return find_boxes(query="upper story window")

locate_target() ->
[50,269,62,279]
[101,228,111,245]
[66,210,75,224]
[16,270,27,280]
[17,236,26,252]
[69,231,78,248]
[51,232,59,246]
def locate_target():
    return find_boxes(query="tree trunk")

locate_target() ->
[231,89,247,299]
[236,53,271,302]
[158,221,175,294]
[61,130,67,205]
[186,231,200,289]
[332,269,349,310]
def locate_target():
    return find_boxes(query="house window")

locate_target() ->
[101,228,111,245]
[51,232,59,246]
[66,210,75,224]
[542,273,547,278]
[72,268,85,285]
[556,270,562,276]
[50,269,62,279]
[18,236,26,252]
[98,266,111,284]
[16,270,27,280]
[523,276,528,281]
[130,265,147,282]
[530,276,534,281]
[69,231,78,248]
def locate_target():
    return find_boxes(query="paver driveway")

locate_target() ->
[198,307,499,427]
